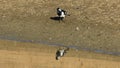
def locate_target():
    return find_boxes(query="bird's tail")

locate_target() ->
[64,47,69,53]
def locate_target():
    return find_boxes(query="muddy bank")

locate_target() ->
[0,36,120,56]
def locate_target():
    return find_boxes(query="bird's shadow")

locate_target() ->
[50,17,60,21]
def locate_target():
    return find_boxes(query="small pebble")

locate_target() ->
[49,37,52,40]
[76,27,79,31]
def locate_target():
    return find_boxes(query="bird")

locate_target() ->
[57,8,67,22]
[56,47,69,60]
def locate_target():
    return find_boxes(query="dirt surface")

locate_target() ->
[0,0,120,55]
[0,0,120,68]
[0,40,120,68]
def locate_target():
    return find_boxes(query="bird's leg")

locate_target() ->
[59,17,61,23]
[61,17,65,23]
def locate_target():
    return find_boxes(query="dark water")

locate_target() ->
[0,35,120,56]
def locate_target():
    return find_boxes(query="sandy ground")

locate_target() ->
[0,0,120,67]
[0,0,120,53]
[0,40,120,68]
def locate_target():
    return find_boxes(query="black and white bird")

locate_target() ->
[56,47,69,60]
[57,8,67,22]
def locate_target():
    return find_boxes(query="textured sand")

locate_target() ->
[0,0,120,53]
[0,40,120,68]
[0,0,120,67]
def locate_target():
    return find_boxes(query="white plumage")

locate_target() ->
[56,47,69,60]
[57,8,67,21]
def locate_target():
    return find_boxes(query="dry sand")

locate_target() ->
[0,0,120,67]
[0,40,120,68]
